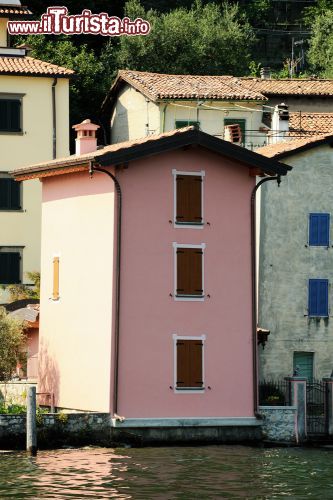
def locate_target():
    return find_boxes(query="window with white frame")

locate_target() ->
[173,243,205,300]
[172,169,204,227]
[173,335,205,391]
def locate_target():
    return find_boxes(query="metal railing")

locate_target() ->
[259,379,291,406]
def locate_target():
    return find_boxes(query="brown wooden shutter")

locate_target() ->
[176,175,202,224]
[177,248,203,296]
[176,340,203,389]
[189,341,203,388]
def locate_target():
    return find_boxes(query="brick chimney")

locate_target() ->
[224,124,242,145]
[72,119,100,155]
[260,67,271,79]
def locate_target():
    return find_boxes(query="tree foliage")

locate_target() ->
[0,308,26,382]
[116,0,255,75]
[2,272,40,302]
[307,9,333,77]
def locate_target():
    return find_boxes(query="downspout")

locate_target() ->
[52,78,58,159]
[89,161,122,416]
[161,103,168,133]
[251,174,281,416]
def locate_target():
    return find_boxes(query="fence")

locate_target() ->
[259,379,290,406]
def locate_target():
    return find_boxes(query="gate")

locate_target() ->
[306,380,328,436]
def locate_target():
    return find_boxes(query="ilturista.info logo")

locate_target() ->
[8,6,151,36]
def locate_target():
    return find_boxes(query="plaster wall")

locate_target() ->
[267,96,333,113]
[117,148,255,418]
[0,75,70,292]
[110,84,267,149]
[39,171,115,412]
[259,145,333,380]
[0,18,7,46]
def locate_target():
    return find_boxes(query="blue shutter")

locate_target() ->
[309,279,328,316]
[309,213,329,246]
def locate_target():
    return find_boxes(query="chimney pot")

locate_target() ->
[260,67,271,80]
[72,119,100,155]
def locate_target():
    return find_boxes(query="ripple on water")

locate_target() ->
[0,446,333,498]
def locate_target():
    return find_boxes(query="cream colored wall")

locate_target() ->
[111,84,160,143]
[0,18,7,46]
[39,171,116,412]
[0,76,69,295]
[110,84,267,149]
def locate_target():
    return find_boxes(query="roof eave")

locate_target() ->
[272,137,333,160]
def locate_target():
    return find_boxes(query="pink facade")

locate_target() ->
[15,127,289,419]
[38,147,255,417]
[117,149,254,417]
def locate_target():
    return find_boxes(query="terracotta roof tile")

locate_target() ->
[240,78,333,96]
[0,5,32,16]
[289,112,333,136]
[0,56,74,77]
[14,127,197,178]
[256,134,333,158]
[107,70,267,103]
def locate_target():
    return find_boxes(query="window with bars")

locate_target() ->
[0,99,22,132]
[176,338,204,390]
[0,176,21,210]
[175,246,204,298]
[175,173,203,226]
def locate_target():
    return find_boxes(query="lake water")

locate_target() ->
[1,446,333,498]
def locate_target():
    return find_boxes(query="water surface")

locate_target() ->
[1,446,333,498]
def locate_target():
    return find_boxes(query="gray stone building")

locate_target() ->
[256,134,333,381]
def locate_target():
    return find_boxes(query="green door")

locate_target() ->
[293,352,314,380]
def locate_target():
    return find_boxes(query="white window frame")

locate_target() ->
[173,334,206,394]
[173,242,206,301]
[172,169,205,229]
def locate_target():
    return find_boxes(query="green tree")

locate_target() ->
[307,10,333,77]
[115,0,255,75]
[0,308,26,382]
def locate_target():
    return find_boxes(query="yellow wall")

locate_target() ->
[0,75,70,296]
[0,19,7,47]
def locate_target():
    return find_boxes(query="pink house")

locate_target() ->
[13,124,290,442]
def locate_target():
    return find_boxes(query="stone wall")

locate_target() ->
[259,406,297,443]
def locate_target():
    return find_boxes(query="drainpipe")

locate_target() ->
[251,175,281,416]
[89,161,122,416]
[52,78,58,159]
[161,103,168,133]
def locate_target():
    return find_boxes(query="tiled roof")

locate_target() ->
[103,70,267,109]
[0,56,74,77]
[240,78,333,96]
[256,134,333,158]
[0,5,32,16]
[13,126,291,180]
[289,112,333,136]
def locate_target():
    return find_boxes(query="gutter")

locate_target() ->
[88,161,122,416]
[251,175,280,416]
[52,78,58,159]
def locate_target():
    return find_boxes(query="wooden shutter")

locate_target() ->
[10,180,21,209]
[176,175,202,224]
[309,214,329,246]
[0,179,21,209]
[309,279,328,316]
[0,252,20,284]
[176,339,203,389]
[53,257,60,300]
[0,179,10,209]
[177,247,203,296]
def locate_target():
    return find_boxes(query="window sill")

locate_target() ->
[0,209,24,212]
[175,387,205,394]
[308,315,329,318]
[174,222,204,230]
[0,131,23,135]
[175,294,205,302]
